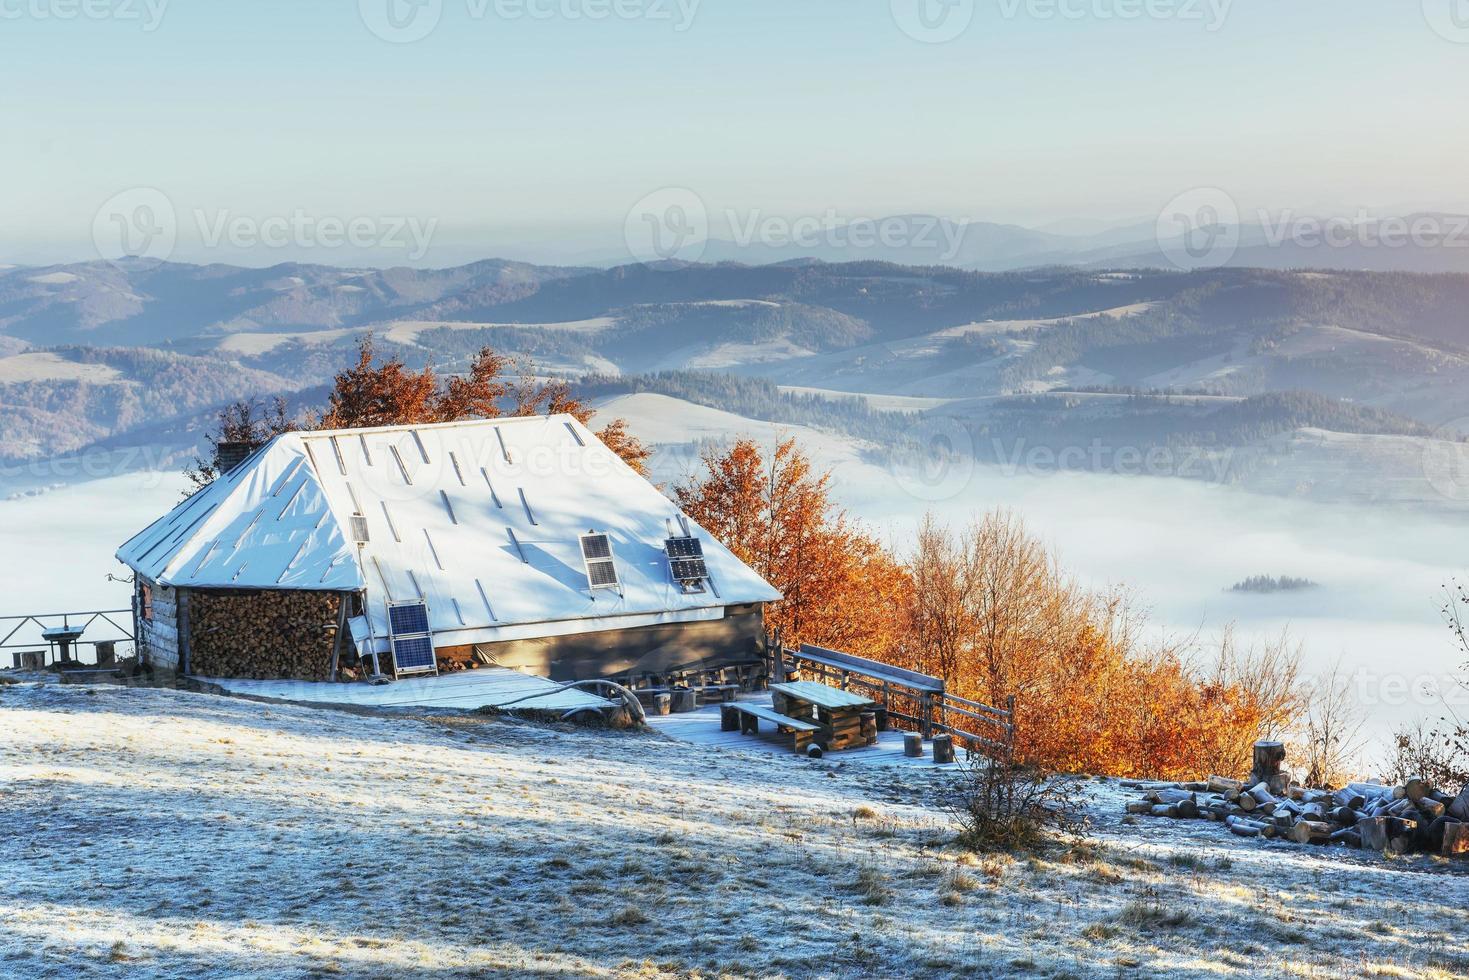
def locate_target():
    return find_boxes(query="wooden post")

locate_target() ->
[1250,740,1286,787]
[932,734,955,765]
[919,692,932,738]
[1358,816,1390,852]
[1005,695,1017,767]
[903,732,923,758]
[328,596,349,682]
[177,589,193,677]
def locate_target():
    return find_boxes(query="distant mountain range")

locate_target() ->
[3,257,1468,510]
[638,212,1469,275]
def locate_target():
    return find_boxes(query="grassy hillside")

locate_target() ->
[3,680,1467,978]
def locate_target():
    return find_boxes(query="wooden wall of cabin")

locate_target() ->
[436,604,767,681]
[186,589,345,681]
[136,578,182,674]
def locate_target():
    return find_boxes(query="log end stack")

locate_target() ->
[1125,742,1469,860]
[188,589,343,682]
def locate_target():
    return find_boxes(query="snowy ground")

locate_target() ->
[3,679,1469,979]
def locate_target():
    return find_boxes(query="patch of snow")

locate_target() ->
[382,318,618,346]
[0,352,122,383]
[26,271,81,285]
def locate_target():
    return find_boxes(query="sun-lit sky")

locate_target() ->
[3,0,1467,265]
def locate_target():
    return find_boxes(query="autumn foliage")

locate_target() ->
[679,438,1304,781]
[675,437,909,659]
[192,336,650,483]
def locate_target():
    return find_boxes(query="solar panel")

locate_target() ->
[665,535,709,584]
[670,557,710,581]
[665,536,704,559]
[587,561,620,588]
[389,602,430,637]
[387,600,437,677]
[579,532,620,591]
[349,513,370,544]
[392,635,436,672]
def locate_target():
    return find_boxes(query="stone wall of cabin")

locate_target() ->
[187,590,345,681]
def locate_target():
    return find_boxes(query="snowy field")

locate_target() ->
[3,679,1468,979]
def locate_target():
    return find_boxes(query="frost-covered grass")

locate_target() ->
[2,681,1468,979]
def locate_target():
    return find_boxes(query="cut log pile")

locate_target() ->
[189,590,342,682]
[1125,740,1469,858]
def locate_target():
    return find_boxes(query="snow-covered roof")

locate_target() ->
[117,415,780,652]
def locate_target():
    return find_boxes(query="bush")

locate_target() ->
[939,758,1088,853]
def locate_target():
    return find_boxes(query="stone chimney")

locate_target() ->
[216,441,257,476]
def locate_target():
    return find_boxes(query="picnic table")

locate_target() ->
[720,702,823,754]
[770,681,879,751]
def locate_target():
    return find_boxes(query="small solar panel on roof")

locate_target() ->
[389,602,430,637]
[392,635,436,672]
[665,536,704,558]
[670,557,710,581]
[581,534,612,560]
[587,561,619,588]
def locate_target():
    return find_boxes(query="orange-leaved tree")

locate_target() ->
[675,436,910,659]
[890,511,1304,779]
[191,335,651,486]
[318,335,651,474]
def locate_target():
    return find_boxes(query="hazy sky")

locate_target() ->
[3,1,1467,265]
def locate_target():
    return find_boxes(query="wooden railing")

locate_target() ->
[767,639,1016,763]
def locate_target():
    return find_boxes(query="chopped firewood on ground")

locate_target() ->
[1125,740,1469,858]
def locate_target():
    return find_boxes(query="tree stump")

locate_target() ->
[932,734,955,765]
[1358,817,1390,852]
[903,733,924,758]
[1250,741,1286,787]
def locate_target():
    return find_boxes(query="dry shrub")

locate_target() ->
[939,759,1087,853]
[1387,582,1469,788]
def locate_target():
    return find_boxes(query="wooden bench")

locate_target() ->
[695,683,740,705]
[721,703,822,754]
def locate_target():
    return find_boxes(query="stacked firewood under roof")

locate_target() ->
[1125,741,1469,858]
